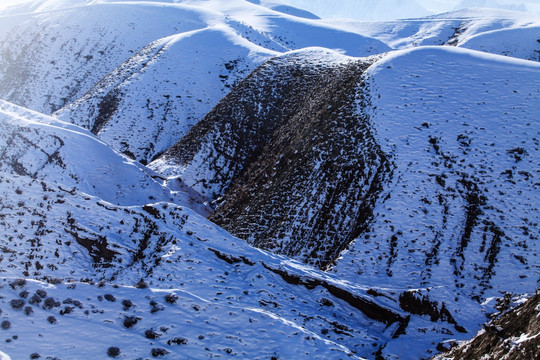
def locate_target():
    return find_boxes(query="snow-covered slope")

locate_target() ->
[460,25,540,61]
[0,2,212,114]
[1,1,539,359]
[151,45,539,358]
[0,0,389,115]
[434,292,540,359]
[55,25,278,163]
[331,46,539,323]
[0,100,209,213]
[0,100,470,360]
[280,0,432,21]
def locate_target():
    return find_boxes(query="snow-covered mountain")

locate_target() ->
[281,0,432,21]
[0,1,539,359]
[322,8,540,60]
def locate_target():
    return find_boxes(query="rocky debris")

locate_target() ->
[434,292,540,360]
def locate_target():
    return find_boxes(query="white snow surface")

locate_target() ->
[0,1,539,359]
[0,100,210,213]
[334,43,540,327]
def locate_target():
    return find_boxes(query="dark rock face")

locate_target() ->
[435,292,540,360]
[155,51,390,268]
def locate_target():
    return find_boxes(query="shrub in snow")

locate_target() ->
[10,298,25,310]
[30,353,40,359]
[107,347,120,358]
[1,320,10,330]
[145,328,160,339]
[62,298,83,308]
[104,294,116,302]
[36,289,47,298]
[122,299,133,310]
[24,306,33,316]
[135,279,148,289]
[123,316,139,328]
[43,297,60,309]
[164,293,178,304]
[60,306,74,315]
[9,278,26,289]
[29,294,42,305]
[167,337,187,345]
[149,300,164,313]
[47,316,57,324]
[151,348,169,357]
[19,290,29,299]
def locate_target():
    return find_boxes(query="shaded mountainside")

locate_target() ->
[434,292,540,360]
[151,49,390,269]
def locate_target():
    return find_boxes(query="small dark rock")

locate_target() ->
[60,306,74,315]
[149,300,164,314]
[319,297,334,307]
[145,329,160,339]
[164,293,178,304]
[29,294,42,305]
[167,337,187,345]
[135,279,148,289]
[122,299,133,310]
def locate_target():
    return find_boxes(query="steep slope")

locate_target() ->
[0,0,390,163]
[0,100,208,212]
[55,25,278,164]
[332,47,539,297]
[0,0,390,115]
[434,292,540,360]
[331,47,540,357]
[460,25,540,61]
[0,100,466,360]
[151,48,388,269]
[151,46,539,358]
[0,2,212,114]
